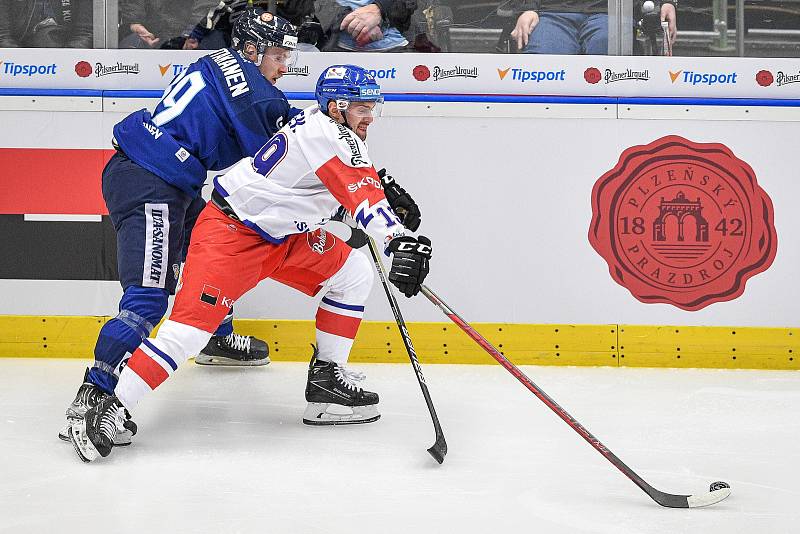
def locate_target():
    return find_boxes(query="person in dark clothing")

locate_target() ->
[508,0,676,54]
[118,0,219,49]
[184,0,418,52]
[316,0,418,51]
[183,0,319,51]
[0,0,93,48]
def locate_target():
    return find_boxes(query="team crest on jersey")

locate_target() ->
[307,229,336,255]
[589,135,777,311]
[260,12,274,22]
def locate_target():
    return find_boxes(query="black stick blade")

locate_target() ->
[427,434,448,464]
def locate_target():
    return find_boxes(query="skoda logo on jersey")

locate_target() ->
[1,61,58,77]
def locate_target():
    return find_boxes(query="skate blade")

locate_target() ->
[302,402,380,426]
[60,421,133,446]
[194,354,271,367]
[68,422,100,463]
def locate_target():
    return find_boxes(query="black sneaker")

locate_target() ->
[58,368,136,446]
[69,395,128,462]
[303,345,379,425]
[196,332,270,366]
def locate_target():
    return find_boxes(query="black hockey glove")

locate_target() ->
[378,168,422,232]
[387,236,432,298]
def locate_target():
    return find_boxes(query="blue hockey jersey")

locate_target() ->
[113,48,295,196]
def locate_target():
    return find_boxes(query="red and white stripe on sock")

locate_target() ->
[115,338,178,411]
[315,296,364,365]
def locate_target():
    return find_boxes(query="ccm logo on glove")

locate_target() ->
[387,236,432,298]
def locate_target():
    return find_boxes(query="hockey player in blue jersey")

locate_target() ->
[59,8,301,445]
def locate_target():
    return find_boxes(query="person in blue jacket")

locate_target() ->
[59,8,300,445]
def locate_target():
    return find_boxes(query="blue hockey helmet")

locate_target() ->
[232,8,298,66]
[316,65,383,118]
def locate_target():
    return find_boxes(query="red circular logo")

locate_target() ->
[75,61,92,78]
[756,69,774,87]
[589,136,777,311]
[413,65,430,82]
[306,228,337,255]
[584,67,601,84]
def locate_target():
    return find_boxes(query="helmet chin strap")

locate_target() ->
[335,100,353,131]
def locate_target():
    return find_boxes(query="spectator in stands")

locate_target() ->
[316,0,418,51]
[118,0,219,49]
[0,0,93,48]
[508,0,677,54]
[184,0,321,51]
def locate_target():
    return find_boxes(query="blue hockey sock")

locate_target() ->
[89,286,168,393]
[213,307,234,337]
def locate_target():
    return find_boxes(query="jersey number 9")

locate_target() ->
[152,70,207,127]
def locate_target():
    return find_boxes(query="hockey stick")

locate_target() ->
[419,284,731,508]
[365,237,447,464]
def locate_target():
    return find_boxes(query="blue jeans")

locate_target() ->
[523,13,608,55]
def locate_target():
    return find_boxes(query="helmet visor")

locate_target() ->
[337,98,384,119]
[263,46,298,68]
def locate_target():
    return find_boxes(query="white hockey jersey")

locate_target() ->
[214,104,405,247]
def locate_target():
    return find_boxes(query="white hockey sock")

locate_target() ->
[115,320,211,411]
[314,250,373,366]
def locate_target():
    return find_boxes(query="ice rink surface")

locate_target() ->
[0,358,797,534]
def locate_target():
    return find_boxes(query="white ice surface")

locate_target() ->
[0,359,798,534]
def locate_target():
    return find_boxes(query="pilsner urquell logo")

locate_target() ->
[589,135,777,311]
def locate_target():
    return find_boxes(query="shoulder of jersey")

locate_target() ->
[314,111,372,169]
[199,49,271,98]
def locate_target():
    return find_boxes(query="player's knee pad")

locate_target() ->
[117,285,170,338]
[324,250,374,304]
[91,286,170,390]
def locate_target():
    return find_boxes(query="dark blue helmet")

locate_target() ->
[316,65,383,115]
[231,8,298,63]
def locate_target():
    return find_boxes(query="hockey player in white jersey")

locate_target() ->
[70,64,432,462]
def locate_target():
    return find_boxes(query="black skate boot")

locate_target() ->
[69,395,128,462]
[58,368,137,446]
[303,346,380,426]
[196,332,270,366]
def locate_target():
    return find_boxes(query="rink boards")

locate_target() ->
[0,316,796,370]
[1,51,799,370]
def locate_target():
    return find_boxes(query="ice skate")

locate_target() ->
[58,368,136,446]
[303,346,380,425]
[69,395,128,462]
[196,332,270,366]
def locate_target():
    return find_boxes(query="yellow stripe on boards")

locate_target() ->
[0,316,797,370]
[618,325,799,370]
[0,316,107,358]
